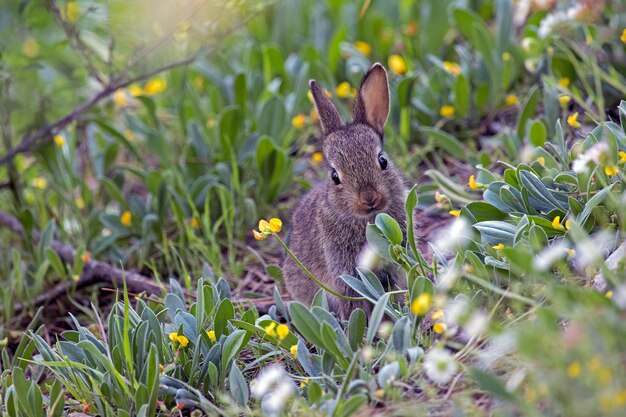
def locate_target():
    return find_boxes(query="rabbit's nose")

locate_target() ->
[359,188,384,211]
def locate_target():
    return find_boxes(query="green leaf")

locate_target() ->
[229,363,249,406]
[528,119,547,147]
[221,330,247,379]
[470,368,516,401]
[375,213,403,245]
[289,302,325,348]
[215,299,234,339]
[366,293,390,345]
[347,309,366,352]
[516,85,541,140]
[421,127,468,160]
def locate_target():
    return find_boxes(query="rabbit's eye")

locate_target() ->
[378,153,388,170]
[331,169,341,185]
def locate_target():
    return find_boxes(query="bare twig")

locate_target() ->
[0,7,258,166]
[0,210,277,316]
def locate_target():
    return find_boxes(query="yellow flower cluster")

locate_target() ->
[336,82,357,99]
[442,61,461,76]
[353,41,371,57]
[410,293,431,316]
[253,218,282,240]
[169,332,189,348]
[431,309,446,334]
[120,211,132,226]
[206,330,216,342]
[567,112,581,128]
[264,322,290,340]
[439,105,455,118]
[388,55,407,75]
[292,114,307,129]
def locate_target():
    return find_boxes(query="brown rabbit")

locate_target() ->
[283,63,409,319]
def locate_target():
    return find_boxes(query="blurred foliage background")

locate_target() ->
[1,0,626,416]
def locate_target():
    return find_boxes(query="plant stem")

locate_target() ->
[273,234,365,301]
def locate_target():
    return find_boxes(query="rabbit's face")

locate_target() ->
[310,63,401,218]
[324,124,393,217]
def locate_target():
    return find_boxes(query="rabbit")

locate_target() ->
[283,63,409,320]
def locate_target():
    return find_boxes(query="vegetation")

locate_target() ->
[1,0,626,415]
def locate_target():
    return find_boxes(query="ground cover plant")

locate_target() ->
[1,0,626,415]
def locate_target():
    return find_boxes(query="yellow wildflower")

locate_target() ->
[207,330,216,342]
[169,332,178,342]
[410,293,431,316]
[431,309,444,320]
[618,151,626,164]
[120,211,132,226]
[128,84,144,97]
[290,344,298,357]
[311,152,323,164]
[177,335,189,348]
[558,95,571,106]
[159,364,164,373]
[22,38,39,59]
[276,324,290,340]
[193,76,205,89]
[190,217,200,229]
[300,378,310,388]
[439,105,455,118]
[32,177,47,189]
[258,219,271,233]
[604,165,619,176]
[113,90,128,107]
[567,112,581,128]
[374,389,384,399]
[292,114,306,129]
[536,156,546,166]
[606,290,613,299]
[264,322,277,337]
[565,219,571,230]
[449,210,460,217]
[559,77,570,88]
[253,230,266,241]
[54,135,65,147]
[268,218,282,233]
[433,322,446,334]
[567,361,581,378]
[124,129,135,141]
[442,61,461,76]
[467,175,479,190]
[388,54,407,75]
[335,82,356,98]
[502,52,511,61]
[621,29,626,44]
[354,41,372,57]
[66,1,80,23]
[144,78,167,95]
[505,94,518,106]
[492,243,505,250]
[552,216,564,231]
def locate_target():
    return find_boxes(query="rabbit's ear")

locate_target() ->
[353,63,390,136]
[309,80,343,136]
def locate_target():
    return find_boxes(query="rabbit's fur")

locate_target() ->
[283,63,409,319]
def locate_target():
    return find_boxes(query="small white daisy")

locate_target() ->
[423,347,458,384]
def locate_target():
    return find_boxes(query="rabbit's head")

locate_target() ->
[309,63,405,218]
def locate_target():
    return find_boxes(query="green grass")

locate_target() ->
[1,0,626,416]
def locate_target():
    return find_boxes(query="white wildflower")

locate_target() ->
[251,365,283,399]
[262,379,295,417]
[464,310,489,340]
[534,242,566,271]
[433,217,471,255]
[423,347,458,384]
[438,265,461,290]
[357,244,381,271]
[538,11,568,38]
[574,231,613,268]
[572,142,610,173]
